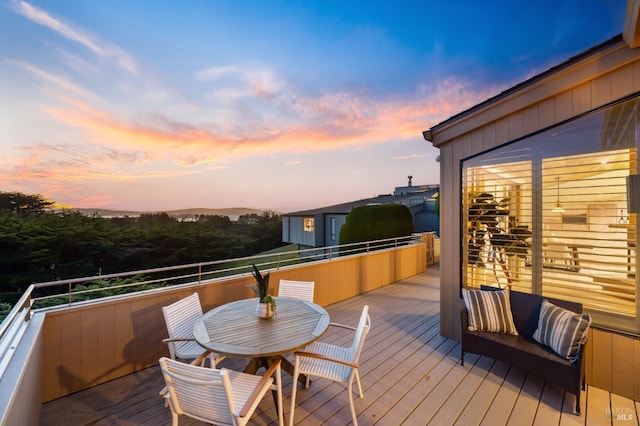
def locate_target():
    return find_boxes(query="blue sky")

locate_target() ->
[0,0,625,212]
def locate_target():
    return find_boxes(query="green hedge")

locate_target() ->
[339,204,413,245]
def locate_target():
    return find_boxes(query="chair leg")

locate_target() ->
[170,408,179,426]
[347,378,358,426]
[289,365,300,426]
[355,370,363,399]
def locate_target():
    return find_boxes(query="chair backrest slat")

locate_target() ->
[162,293,204,359]
[349,305,371,362]
[159,357,233,425]
[278,280,315,302]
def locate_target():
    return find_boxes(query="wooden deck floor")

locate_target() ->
[40,267,640,425]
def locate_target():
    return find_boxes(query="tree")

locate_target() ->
[137,212,176,228]
[247,210,284,253]
[201,214,232,229]
[0,191,54,216]
[0,198,285,301]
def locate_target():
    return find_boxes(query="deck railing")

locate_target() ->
[0,284,33,379]
[0,233,436,380]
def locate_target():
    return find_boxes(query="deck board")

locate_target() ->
[429,355,496,425]
[512,372,545,425]
[455,359,511,425]
[534,382,564,425]
[39,267,639,426]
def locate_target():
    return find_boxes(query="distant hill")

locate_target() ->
[72,207,266,221]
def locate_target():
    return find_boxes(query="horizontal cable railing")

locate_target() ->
[29,234,422,308]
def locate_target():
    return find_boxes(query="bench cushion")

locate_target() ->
[462,288,518,335]
[533,299,591,361]
[464,330,574,367]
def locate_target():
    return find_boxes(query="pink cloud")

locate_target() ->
[37,75,486,166]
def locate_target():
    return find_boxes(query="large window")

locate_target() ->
[462,97,638,333]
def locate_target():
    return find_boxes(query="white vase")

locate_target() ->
[256,302,274,319]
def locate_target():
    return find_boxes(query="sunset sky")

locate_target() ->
[0,1,626,213]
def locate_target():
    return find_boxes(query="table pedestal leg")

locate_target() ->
[244,356,308,416]
[244,355,308,385]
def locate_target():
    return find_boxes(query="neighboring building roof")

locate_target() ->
[284,185,439,216]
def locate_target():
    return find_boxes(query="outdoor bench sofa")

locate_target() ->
[460,287,588,414]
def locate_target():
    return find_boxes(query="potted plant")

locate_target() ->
[248,264,276,319]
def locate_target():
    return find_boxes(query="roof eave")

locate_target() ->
[423,34,625,146]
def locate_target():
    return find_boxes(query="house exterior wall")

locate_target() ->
[324,214,346,247]
[428,37,640,401]
[313,213,325,246]
[410,200,440,236]
[281,215,317,247]
[282,215,290,241]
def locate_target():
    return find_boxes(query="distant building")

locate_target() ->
[282,179,439,249]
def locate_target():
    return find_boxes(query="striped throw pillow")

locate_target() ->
[533,299,591,361]
[462,288,518,335]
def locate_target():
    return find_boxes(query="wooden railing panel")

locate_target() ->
[97,303,117,383]
[40,243,427,402]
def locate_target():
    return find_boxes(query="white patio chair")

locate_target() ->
[278,279,315,302]
[289,305,371,426]
[162,292,223,367]
[159,356,284,426]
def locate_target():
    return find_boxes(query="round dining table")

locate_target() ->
[193,297,330,379]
